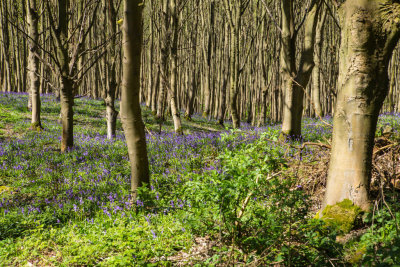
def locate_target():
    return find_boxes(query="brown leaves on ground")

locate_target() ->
[288,135,400,213]
[167,236,218,266]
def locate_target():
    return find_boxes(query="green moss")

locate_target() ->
[279,132,288,141]
[30,122,43,132]
[320,199,362,234]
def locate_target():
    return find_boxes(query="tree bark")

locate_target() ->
[324,0,400,211]
[169,0,183,135]
[280,0,321,138]
[312,6,327,118]
[156,0,169,121]
[57,0,74,152]
[121,0,150,198]
[27,0,42,130]
[105,0,118,140]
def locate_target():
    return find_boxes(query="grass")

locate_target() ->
[0,92,399,266]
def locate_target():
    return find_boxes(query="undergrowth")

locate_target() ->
[0,92,399,266]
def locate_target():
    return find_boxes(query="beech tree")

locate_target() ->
[104,0,119,140]
[120,0,150,198]
[280,0,322,137]
[223,0,249,129]
[46,0,99,152]
[26,0,42,130]
[324,0,400,210]
[168,0,183,135]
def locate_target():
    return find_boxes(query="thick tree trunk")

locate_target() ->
[324,0,400,211]
[27,0,42,129]
[121,0,150,198]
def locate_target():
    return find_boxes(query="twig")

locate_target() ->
[373,143,397,155]
[144,125,155,137]
[260,0,282,34]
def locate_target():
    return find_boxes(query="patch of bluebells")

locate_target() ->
[1,92,400,235]
[0,95,328,223]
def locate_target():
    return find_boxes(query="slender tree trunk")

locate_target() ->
[185,67,197,120]
[156,0,169,121]
[105,0,118,140]
[0,1,12,93]
[121,0,150,199]
[312,6,327,118]
[151,66,159,114]
[202,1,214,118]
[146,1,154,108]
[56,0,74,152]
[324,0,400,211]
[229,5,241,129]
[169,0,183,135]
[27,0,42,129]
[60,77,74,151]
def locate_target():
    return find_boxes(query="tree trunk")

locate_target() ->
[60,77,74,151]
[27,0,42,129]
[120,0,150,199]
[202,1,214,119]
[169,0,183,135]
[57,0,74,152]
[229,5,241,129]
[324,0,400,211]
[156,0,169,122]
[312,6,327,118]
[105,0,118,140]
[280,0,321,138]
[0,1,12,93]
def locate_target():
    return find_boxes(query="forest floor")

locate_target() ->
[0,92,400,266]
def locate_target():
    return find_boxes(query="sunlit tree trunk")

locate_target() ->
[56,0,74,152]
[312,6,327,118]
[324,0,400,211]
[169,0,183,135]
[120,0,150,199]
[27,0,42,130]
[202,1,214,119]
[156,0,169,121]
[280,0,321,137]
[105,0,118,140]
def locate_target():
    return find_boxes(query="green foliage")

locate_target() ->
[1,93,400,265]
[348,199,400,265]
[182,131,342,265]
